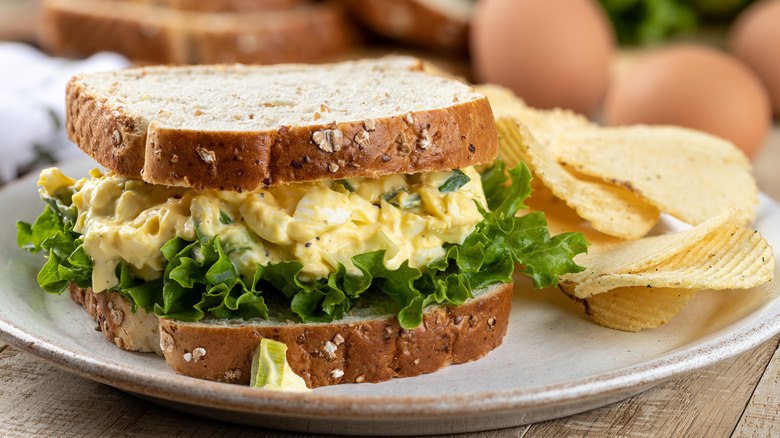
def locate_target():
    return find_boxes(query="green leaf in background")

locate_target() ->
[599,0,698,45]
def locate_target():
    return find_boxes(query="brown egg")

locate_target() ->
[470,0,614,116]
[604,44,771,157]
[729,0,780,118]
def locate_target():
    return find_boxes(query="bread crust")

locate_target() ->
[69,283,162,354]
[65,65,499,191]
[116,0,306,13]
[345,0,470,53]
[39,0,353,65]
[69,282,513,388]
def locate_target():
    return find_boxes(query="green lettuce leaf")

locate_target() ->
[18,159,587,329]
[17,188,92,294]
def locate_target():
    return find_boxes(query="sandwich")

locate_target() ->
[17,57,587,388]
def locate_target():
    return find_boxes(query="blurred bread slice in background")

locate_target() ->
[113,0,307,12]
[0,0,39,42]
[38,0,355,64]
[343,0,472,53]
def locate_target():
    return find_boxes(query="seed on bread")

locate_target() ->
[192,347,207,361]
[354,130,370,149]
[112,130,121,145]
[224,369,243,383]
[418,129,432,149]
[395,132,412,156]
[110,309,124,325]
[330,369,344,379]
[313,129,343,153]
[196,146,216,163]
[160,331,175,353]
[322,341,338,359]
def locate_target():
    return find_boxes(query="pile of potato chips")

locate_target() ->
[477,85,775,331]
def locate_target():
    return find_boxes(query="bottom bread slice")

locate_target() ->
[69,282,513,388]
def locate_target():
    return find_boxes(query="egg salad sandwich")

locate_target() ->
[17,57,587,388]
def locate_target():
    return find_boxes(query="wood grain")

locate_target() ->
[732,335,780,438]
[520,334,780,438]
[0,345,295,438]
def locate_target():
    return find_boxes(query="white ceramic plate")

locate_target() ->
[2,159,780,436]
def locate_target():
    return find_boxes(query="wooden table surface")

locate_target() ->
[2,127,780,437]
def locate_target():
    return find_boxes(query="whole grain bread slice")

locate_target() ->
[69,282,513,388]
[66,57,499,191]
[39,0,353,65]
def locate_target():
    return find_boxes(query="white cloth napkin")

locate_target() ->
[0,43,130,184]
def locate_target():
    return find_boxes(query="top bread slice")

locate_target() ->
[66,57,499,191]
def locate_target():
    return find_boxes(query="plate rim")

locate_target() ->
[2,161,779,422]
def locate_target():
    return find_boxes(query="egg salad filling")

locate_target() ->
[42,166,487,292]
[19,159,588,329]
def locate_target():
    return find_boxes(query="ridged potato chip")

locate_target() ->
[562,208,774,298]
[476,84,592,146]
[522,182,623,248]
[496,117,659,240]
[558,208,774,331]
[550,126,758,225]
[560,283,696,332]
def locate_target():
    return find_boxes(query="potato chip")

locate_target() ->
[481,84,774,332]
[560,283,696,332]
[496,117,660,240]
[476,84,592,147]
[523,182,623,248]
[561,208,775,298]
[549,126,758,225]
